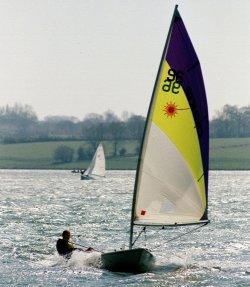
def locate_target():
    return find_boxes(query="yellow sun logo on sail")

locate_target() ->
[163,102,178,118]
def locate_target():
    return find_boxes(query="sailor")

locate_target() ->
[56,230,93,259]
[56,230,77,259]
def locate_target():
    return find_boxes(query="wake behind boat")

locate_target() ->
[81,143,105,180]
[101,5,209,273]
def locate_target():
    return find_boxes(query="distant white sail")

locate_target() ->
[84,143,105,177]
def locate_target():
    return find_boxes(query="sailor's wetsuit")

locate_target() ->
[56,239,76,259]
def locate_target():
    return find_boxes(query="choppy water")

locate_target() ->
[0,170,249,286]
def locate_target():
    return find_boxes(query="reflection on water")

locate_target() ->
[0,170,249,286]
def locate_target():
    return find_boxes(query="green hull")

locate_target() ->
[101,248,155,273]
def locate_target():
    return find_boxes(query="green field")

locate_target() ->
[0,140,139,170]
[209,138,250,170]
[0,138,249,170]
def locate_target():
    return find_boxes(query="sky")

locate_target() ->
[0,0,249,120]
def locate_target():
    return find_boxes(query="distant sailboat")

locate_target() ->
[81,143,105,180]
[101,5,209,273]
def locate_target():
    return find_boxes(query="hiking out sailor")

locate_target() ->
[56,230,77,258]
[56,230,93,259]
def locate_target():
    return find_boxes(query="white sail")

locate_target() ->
[134,123,204,225]
[84,143,105,177]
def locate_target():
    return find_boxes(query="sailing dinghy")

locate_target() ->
[81,143,105,180]
[101,5,209,273]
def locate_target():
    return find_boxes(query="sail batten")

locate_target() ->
[130,5,209,236]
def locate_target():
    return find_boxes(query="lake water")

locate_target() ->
[0,170,249,286]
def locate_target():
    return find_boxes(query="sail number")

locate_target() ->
[162,69,183,94]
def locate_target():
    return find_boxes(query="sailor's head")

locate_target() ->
[62,230,71,240]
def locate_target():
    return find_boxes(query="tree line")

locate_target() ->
[0,103,249,147]
[210,104,249,138]
[0,104,145,154]
[53,143,129,163]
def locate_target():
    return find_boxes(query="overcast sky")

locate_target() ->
[0,0,249,120]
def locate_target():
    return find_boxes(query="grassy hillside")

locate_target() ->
[0,140,139,170]
[0,138,249,170]
[209,138,250,170]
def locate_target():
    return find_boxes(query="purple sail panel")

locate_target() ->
[166,10,209,219]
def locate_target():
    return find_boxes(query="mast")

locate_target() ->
[129,5,179,250]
